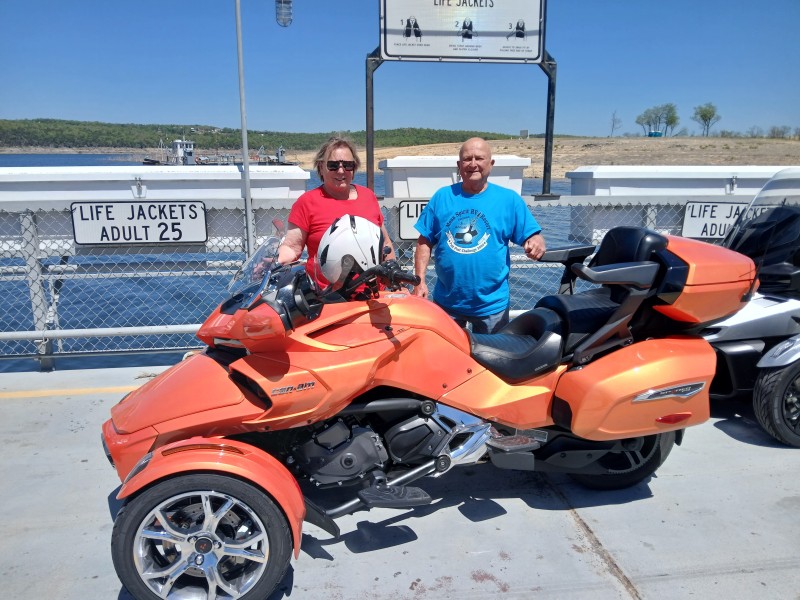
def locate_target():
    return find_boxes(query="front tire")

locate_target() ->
[753,363,800,448]
[111,473,292,600]
[568,431,676,490]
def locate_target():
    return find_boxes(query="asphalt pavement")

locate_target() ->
[0,362,797,600]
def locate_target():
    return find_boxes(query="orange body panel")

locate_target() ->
[299,294,470,353]
[102,419,158,481]
[199,303,289,353]
[230,330,483,429]
[441,366,566,429]
[116,437,306,558]
[555,336,715,440]
[655,280,756,324]
[109,353,295,455]
[111,354,250,434]
[231,352,377,427]
[656,235,756,323]
[198,292,471,355]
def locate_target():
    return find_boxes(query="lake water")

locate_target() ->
[0,153,571,372]
[0,153,572,196]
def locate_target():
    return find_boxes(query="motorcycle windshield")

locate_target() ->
[227,235,282,306]
[724,188,800,258]
[723,170,800,296]
[226,217,288,303]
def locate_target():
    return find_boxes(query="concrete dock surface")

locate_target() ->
[0,363,797,600]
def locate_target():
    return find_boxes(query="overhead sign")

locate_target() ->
[380,0,545,63]
[71,201,207,245]
[399,200,428,240]
[681,201,748,239]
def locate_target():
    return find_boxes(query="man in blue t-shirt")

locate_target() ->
[413,137,546,333]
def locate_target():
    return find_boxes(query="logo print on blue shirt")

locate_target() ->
[445,210,490,254]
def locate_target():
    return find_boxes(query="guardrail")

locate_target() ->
[1,166,748,368]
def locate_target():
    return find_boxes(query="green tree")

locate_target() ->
[692,103,721,137]
[635,108,655,135]
[664,103,679,136]
[0,120,515,151]
[635,104,678,136]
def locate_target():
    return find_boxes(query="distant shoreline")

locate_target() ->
[0,147,148,154]
[3,136,799,179]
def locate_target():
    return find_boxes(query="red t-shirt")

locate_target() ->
[288,184,385,288]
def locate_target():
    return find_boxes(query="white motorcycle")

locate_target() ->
[704,167,800,447]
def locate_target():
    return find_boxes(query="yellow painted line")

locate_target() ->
[0,385,139,400]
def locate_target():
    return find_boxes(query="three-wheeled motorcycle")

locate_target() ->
[702,167,800,446]
[102,215,755,599]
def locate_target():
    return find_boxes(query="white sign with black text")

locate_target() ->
[71,201,207,245]
[399,200,428,240]
[380,0,545,63]
[681,201,748,239]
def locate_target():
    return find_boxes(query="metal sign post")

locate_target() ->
[234,0,255,256]
[539,48,557,196]
[366,48,384,193]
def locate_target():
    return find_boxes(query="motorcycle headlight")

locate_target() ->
[771,338,800,359]
[101,434,114,468]
[123,451,153,484]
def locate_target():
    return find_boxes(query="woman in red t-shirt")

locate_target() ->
[277,137,396,288]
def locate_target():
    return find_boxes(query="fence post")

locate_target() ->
[19,211,54,370]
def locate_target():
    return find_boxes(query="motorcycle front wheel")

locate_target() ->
[568,431,676,490]
[753,363,800,448]
[111,473,292,600]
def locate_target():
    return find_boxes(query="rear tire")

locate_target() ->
[111,473,292,600]
[753,363,800,448]
[569,431,676,490]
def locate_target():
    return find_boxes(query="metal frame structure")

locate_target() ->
[366,0,558,195]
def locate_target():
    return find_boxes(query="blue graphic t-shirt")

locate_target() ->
[414,182,541,316]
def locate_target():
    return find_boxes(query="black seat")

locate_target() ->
[469,308,563,382]
[536,288,618,354]
[536,227,668,364]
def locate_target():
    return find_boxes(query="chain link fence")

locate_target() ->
[0,204,288,362]
[0,196,724,365]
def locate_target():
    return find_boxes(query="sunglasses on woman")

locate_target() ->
[326,160,356,172]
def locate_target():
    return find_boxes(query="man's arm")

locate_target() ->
[523,231,546,260]
[413,235,433,298]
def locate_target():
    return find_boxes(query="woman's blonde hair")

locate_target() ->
[313,136,361,178]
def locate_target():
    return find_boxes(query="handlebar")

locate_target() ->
[377,260,421,287]
[329,260,420,300]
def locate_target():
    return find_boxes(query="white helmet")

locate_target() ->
[317,215,383,288]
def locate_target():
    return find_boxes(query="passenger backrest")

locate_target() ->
[590,226,668,268]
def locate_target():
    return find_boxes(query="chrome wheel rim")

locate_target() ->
[133,490,269,599]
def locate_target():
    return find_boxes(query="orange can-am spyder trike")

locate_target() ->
[102,216,755,600]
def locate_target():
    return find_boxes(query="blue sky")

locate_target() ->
[1,0,798,137]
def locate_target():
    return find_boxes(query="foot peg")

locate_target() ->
[357,483,432,509]
[487,433,541,453]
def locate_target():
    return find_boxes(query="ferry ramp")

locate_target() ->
[0,362,798,600]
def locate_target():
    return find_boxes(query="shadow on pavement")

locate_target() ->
[710,398,787,447]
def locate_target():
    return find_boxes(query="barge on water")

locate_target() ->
[143,139,298,166]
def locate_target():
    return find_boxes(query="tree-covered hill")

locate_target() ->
[0,119,526,150]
